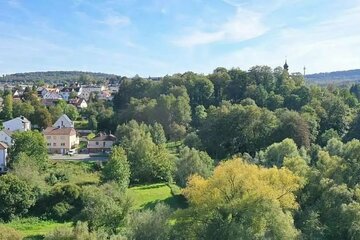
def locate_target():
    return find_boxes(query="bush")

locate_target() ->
[44,221,127,240]
[127,203,172,240]
[0,174,36,221]
[101,146,130,189]
[175,147,213,187]
[45,171,70,186]
[80,183,132,233]
[0,225,22,240]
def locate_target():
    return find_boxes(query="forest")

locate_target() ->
[2,65,360,239]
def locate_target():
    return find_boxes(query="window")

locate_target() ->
[53,143,56,146]
[53,136,57,139]
[61,143,65,146]
[96,142,99,145]
[47,136,51,139]
[47,143,51,146]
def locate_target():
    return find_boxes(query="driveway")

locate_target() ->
[50,153,108,161]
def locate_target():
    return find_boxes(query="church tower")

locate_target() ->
[283,60,289,71]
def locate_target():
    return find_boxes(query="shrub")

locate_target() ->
[127,203,172,240]
[0,174,36,221]
[0,225,22,240]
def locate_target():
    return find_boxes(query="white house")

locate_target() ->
[87,132,117,153]
[3,116,31,132]
[69,98,87,109]
[43,91,62,100]
[53,114,74,128]
[43,127,78,154]
[0,142,8,173]
[97,91,113,101]
[59,87,82,101]
[0,130,13,146]
[78,85,105,100]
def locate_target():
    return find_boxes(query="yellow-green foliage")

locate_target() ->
[0,225,22,240]
[184,158,302,210]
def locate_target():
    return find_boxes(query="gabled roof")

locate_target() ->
[1,129,13,137]
[4,116,30,124]
[0,142,8,149]
[43,127,76,136]
[59,114,72,123]
[90,132,117,142]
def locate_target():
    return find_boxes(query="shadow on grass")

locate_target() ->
[24,235,44,240]
[133,184,166,190]
[142,194,188,210]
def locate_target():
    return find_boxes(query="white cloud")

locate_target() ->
[212,3,360,73]
[173,8,267,47]
[98,15,130,27]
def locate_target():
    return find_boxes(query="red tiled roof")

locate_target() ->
[43,127,76,136]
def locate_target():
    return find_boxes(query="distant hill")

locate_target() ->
[2,69,360,85]
[0,71,119,83]
[306,69,360,84]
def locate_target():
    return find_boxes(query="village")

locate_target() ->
[0,82,120,172]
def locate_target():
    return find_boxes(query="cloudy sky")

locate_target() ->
[0,0,360,76]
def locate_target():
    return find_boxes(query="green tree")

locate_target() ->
[176,159,301,240]
[150,122,167,145]
[118,121,175,183]
[261,138,300,167]
[101,146,130,189]
[10,130,48,169]
[64,104,79,121]
[275,109,311,148]
[175,147,214,187]
[48,105,64,123]
[33,106,53,129]
[209,68,231,104]
[2,94,13,120]
[88,115,98,130]
[0,174,36,221]
[128,203,172,240]
[80,183,132,233]
[12,101,35,119]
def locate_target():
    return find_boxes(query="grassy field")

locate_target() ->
[74,120,88,130]
[1,161,186,239]
[2,218,71,240]
[49,160,100,185]
[128,183,187,210]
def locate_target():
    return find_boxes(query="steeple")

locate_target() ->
[283,59,289,71]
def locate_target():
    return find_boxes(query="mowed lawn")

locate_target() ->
[2,218,72,240]
[1,161,186,238]
[2,183,186,239]
[129,183,186,210]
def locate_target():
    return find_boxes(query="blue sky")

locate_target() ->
[0,0,360,77]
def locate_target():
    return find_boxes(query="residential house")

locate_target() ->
[0,142,8,173]
[42,91,62,100]
[78,85,105,100]
[13,89,22,100]
[43,127,78,154]
[59,86,82,101]
[69,98,87,109]
[53,114,74,128]
[87,132,117,153]
[3,116,31,132]
[41,99,59,107]
[97,90,113,101]
[109,85,120,93]
[0,130,13,146]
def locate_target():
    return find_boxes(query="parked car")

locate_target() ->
[67,149,76,156]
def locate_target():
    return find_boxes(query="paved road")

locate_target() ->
[50,153,108,161]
